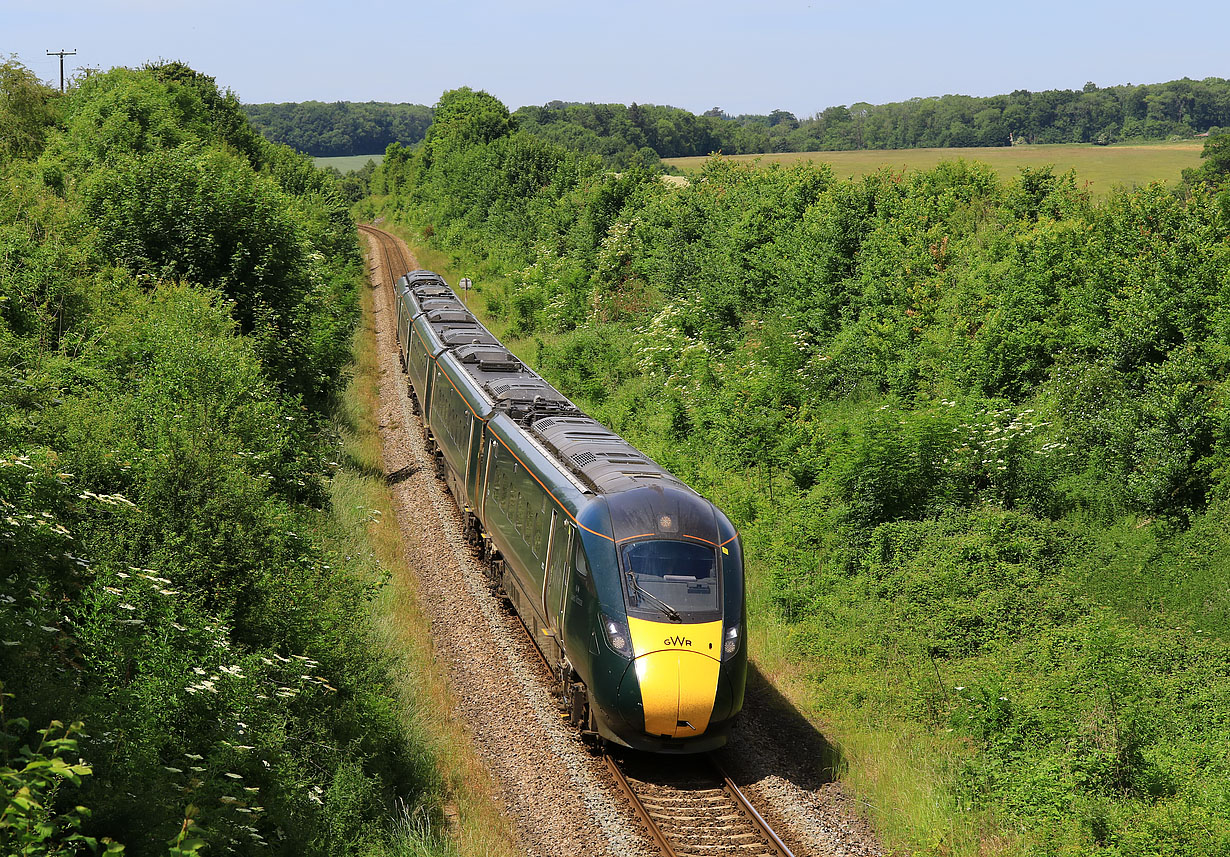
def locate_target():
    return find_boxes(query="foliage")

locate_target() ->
[374,87,1230,855]
[1182,132,1230,186]
[0,58,59,161]
[0,697,121,857]
[421,88,516,170]
[1,58,450,856]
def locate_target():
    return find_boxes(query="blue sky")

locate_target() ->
[5,1,1228,117]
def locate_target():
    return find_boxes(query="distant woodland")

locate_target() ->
[247,77,1230,166]
[241,100,433,156]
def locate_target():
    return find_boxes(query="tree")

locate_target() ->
[0,58,58,160]
[422,86,514,168]
[1182,133,1230,186]
[768,108,799,129]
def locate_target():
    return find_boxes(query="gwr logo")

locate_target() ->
[664,635,693,648]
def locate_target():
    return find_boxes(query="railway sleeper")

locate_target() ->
[673,831,764,843]
[643,802,739,816]
[642,793,732,805]
[644,811,749,826]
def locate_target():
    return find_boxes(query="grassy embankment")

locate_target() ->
[0,60,513,857]
[340,240,518,857]
[665,141,1203,196]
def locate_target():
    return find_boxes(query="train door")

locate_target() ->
[543,516,573,645]
[481,437,496,520]
[464,417,475,489]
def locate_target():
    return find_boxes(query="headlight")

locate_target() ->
[722,623,742,661]
[600,613,632,659]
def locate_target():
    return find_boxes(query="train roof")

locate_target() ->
[400,272,697,500]
[398,270,446,290]
[529,415,686,495]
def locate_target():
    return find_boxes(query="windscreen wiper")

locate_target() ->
[627,571,682,623]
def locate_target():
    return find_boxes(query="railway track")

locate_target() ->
[606,751,795,857]
[358,223,414,286]
[360,222,797,857]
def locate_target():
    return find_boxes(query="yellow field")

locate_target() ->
[665,141,1204,197]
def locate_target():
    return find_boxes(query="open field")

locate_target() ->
[313,153,384,172]
[665,141,1205,196]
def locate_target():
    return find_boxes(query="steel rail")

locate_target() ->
[603,752,679,857]
[604,749,796,857]
[362,222,793,857]
[709,754,796,857]
[357,223,412,281]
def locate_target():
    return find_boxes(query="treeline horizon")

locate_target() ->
[246,75,1230,164]
[241,100,433,157]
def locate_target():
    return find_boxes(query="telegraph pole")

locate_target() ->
[46,49,77,93]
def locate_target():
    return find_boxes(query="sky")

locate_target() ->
[5,0,1229,118]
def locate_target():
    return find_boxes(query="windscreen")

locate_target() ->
[621,540,719,617]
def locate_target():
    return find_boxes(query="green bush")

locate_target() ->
[1,59,447,856]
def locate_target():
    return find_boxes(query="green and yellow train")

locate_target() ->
[394,270,746,752]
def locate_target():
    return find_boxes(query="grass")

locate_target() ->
[665,141,1204,197]
[314,154,385,173]
[336,262,517,857]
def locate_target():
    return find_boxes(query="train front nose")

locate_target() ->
[617,618,724,739]
[619,649,721,738]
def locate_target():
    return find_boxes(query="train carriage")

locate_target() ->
[393,270,747,752]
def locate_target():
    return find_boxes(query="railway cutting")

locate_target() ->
[358,223,884,857]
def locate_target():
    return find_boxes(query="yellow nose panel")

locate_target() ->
[627,618,722,738]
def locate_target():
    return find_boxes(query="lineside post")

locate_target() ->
[46,49,77,92]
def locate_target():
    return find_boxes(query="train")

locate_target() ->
[393,270,746,753]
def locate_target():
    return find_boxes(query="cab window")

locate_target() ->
[621,540,719,617]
